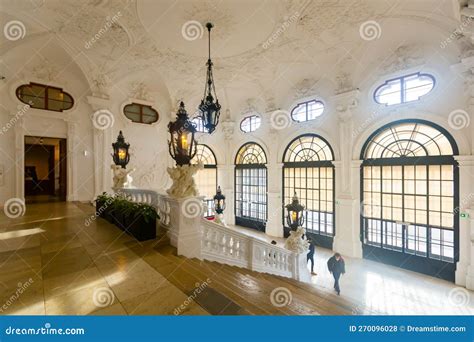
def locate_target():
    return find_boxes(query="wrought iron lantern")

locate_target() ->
[168,101,197,166]
[198,22,221,134]
[286,192,305,231]
[112,130,130,169]
[213,186,226,215]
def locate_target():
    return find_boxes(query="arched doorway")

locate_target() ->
[360,119,459,281]
[282,134,335,248]
[234,142,267,231]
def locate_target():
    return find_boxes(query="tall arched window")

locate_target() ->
[361,119,459,282]
[235,142,267,231]
[192,144,217,217]
[283,134,335,248]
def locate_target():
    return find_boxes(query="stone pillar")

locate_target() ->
[331,90,362,258]
[87,96,113,198]
[166,195,204,260]
[333,160,363,258]
[266,162,283,237]
[217,163,235,226]
[455,155,474,287]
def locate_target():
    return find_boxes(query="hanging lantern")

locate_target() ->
[198,22,221,134]
[168,101,198,166]
[213,186,226,214]
[111,131,130,169]
[286,192,305,231]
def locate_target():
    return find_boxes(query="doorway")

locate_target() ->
[24,136,67,203]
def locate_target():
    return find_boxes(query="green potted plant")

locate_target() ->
[110,194,130,230]
[123,202,159,241]
[95,192,112,219]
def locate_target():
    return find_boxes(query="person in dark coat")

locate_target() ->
[307,238,316,275]
[327,253,345,295]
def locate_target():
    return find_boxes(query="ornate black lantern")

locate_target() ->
[286,192,305,231]
[198,22,221,134]
[168,101,197,166]
[213,186,226,214]
[111,131,130,169]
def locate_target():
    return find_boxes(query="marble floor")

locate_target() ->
[0,201,472,315]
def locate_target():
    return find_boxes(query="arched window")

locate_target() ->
[291,100,324,122]
[283,134,335,247]
[235,142,267,231]
[361,120,459,282]
[240,115,261,133]
[374,73,435,106]
[191,116,206,133]
[123,103,159,124]
[192,144,217,218]
[16,83,74,112]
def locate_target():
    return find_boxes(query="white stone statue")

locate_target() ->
[213,212,228,227]
[285,226,310,253]
[166,163,203,198]
[111,164,135,189]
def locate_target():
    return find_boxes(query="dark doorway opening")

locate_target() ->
[24,136,67,203]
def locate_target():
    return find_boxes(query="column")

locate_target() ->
[455,155,474,287]
[266,162,283,237]
[217,163,234,225]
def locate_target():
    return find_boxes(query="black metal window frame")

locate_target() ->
[192,144,218,218]
[373,72,435,106]
[360,119,459,282]
[191,116,206,133]
[234,142,268,232]
[16,82,74,112]
[282,134,336,248]
[290,99,325,122]
[240,115,261,133]
[123,103,159,124]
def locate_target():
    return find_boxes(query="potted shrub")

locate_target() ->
[95,192,112,218]
[124,202,159,241]
[110,195,130,230]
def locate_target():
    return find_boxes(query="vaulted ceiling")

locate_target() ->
[0,0,467,118]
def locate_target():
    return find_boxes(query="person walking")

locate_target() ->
[307,238,316,275]
[327,253,345,295]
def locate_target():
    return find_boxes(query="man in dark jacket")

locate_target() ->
[327,253,345,295]
[307,238,316,275]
